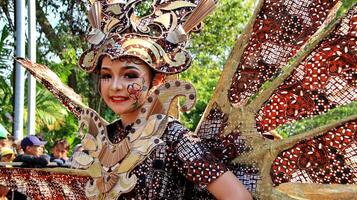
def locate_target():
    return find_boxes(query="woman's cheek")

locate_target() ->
[100,82,109,99]
[100,80,109,93]
[126,84,136,101]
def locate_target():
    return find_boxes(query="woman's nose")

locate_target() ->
[111,77,125,91]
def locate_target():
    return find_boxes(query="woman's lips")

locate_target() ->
[110,96,129,103]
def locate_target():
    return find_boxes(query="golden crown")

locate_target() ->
[78,0,217,74]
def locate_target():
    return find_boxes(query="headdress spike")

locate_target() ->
[183,0,217,33]
[88,1,102,29]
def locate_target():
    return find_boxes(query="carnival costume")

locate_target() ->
[17,0,227,199]
[6,0,356,199]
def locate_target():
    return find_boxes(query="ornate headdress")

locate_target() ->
[78,0,217,74]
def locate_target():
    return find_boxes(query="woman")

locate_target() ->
[18,0,253,199]
[89,54,252,199]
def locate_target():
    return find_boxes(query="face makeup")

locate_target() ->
[99,56,152,117]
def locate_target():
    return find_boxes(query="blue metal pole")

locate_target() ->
[27,0,36,135]
[14,0,26,140]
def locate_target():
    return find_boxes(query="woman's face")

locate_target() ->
[99,56,152,115]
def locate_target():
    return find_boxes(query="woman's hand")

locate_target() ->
[207,171,253,200]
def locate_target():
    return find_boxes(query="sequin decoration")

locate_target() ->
[197,103,228,139]
[196,103,258,190]
[107,120,132,144]
[271,120,357,186]
[0,168,90,200]
[115,120,229,199]
[197,103,251,159]
[228,0,339,106]
[256,6,357,134]
[232,164,260,193]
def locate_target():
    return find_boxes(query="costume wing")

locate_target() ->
[195,1,356,199]
[16,58,88,118]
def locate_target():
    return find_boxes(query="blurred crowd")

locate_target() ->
[0,124,83,168]
[0,124,87,200]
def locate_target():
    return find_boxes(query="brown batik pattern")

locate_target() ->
[256,6,357,134]
[228,0,340,106]
[0,168,89,200]
[106,120,228,199]
[271,120,357,186]
[196,104,259,192]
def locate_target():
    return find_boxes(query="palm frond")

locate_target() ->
[23,87,68,132]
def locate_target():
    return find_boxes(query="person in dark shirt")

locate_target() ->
[50,139,70,166]
[13,135,50,168]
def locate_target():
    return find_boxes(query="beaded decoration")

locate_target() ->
[0,168,89,200]
[256,6,357,134]
[271,121,357,185]
[195,1,356,199]
[228,0,340,106]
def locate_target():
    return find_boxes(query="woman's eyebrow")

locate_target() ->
[100,66,111,71]
[123,66,140,70]
[100,65,140,72]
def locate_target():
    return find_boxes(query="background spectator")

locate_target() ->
[6,136,22,156]
[13,135,50,168]
[1,147,15,168]
[50,139,70,166]
[69,144,85,169]
[1,147,15,162]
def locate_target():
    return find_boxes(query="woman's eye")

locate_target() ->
[124,73,139,79]
[100,74,112,80]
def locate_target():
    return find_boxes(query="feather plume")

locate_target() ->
[183,0,217,33]
[88,1,102,29]
[108,0,127,4]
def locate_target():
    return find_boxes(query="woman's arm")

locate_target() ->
[167,121,253,199]
[207,171,253,200]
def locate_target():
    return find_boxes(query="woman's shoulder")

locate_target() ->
[163,117,190,142]
[166,117,189,131]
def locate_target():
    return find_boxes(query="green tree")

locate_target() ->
[180,0,255,130]
[0,25,13,132]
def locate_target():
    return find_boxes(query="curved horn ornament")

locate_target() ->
[77,80,196,199]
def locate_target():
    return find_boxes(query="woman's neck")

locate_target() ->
[120,109,140,127]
